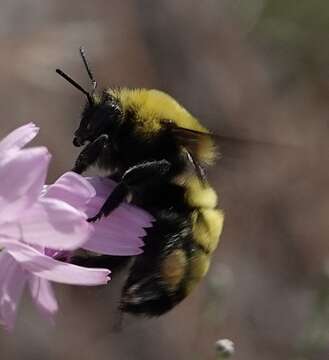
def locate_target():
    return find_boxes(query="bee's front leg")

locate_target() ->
[72,134,109,174]
[88,159,171,222]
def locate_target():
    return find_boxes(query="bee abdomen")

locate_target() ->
[180,176,224,294]
[183,176,224,253]
[160,249,188,291]
[191,208,224,254]
[119,178,224,316]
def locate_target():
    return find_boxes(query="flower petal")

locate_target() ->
[2,198,91,250]
[86,176,154,221]
[84,200,153,256]
[86,176,154,226]
[1,240,110,285]
[88,200,149,239]
[0,251,27,332]
[87,196,154,229]
[0,147,50,223]
[28,276,58,321]
[0,123,39,155]
[85,176,116,198]
[44,172,96,212]
[83,236,143,256]
[81,176,154,256]
[83,212,146,256]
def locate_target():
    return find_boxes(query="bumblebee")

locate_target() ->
[56,48,224,316]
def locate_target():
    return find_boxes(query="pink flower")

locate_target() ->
[0,123,91,250]
[46,173,153,256]
[0,123,153,331]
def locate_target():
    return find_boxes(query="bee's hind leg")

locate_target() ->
[88,159,171,222]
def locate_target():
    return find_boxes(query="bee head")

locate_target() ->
[73,92,121,147]
[56,47,120,147]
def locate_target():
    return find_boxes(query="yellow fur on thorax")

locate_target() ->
[111,88,208,133]
[109,88,216,165]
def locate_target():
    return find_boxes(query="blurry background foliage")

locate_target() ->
[0,1,328,359]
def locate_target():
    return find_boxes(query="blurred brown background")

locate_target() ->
[0,1,328,359]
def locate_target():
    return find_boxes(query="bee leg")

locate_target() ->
[72,134,109,174]
[185,150,206,183]
[87,182,128,222]
[88,159,171,222]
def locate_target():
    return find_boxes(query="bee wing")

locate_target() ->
[169,125,216,149]
[167,124,300,178]
[161,124,217,182]
[169,125,298,158]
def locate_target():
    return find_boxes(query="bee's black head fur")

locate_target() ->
[73,91,122,147]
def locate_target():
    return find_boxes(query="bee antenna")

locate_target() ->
[56,68,93,105]
[79,46,97,91]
